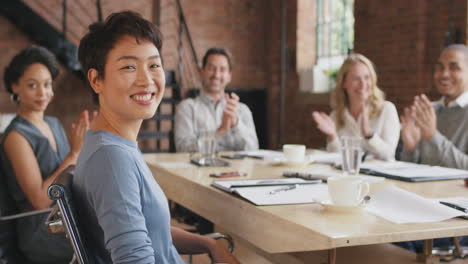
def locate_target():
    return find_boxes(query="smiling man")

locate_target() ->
[400,44,468,169]
[174,47,259,152]
[397,44,468,254]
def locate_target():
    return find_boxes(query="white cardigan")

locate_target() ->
[327,101,400,160]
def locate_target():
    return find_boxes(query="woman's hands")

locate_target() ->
[208,239,240,264]
[69,110,97,158]
[401,106,421,151]
[171,227,240,264]
[312,111,337,141]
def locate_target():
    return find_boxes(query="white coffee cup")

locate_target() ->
[327,176,370,206]
[283,144,306,164]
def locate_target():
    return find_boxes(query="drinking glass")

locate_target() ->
[340,136,362,176]
[197,130,217,165]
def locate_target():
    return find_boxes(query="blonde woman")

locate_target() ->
[312,53,400,160]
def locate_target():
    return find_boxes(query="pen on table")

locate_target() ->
[440,201,468,213]
[268,184,297,195]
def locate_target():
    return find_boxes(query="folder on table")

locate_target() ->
[211,178,324,206]
[360,161,468,182]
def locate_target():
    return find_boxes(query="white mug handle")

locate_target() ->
[358,182,370,202]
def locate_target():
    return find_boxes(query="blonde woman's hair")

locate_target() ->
[330,53,385,129]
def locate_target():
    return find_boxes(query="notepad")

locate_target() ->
[212,178,321,192]
[360,161,468,182]
[211,178,323,205]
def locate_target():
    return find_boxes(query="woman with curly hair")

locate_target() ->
[1,46,90,263]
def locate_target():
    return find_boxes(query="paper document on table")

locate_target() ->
[233,184,329,206]
[360,161,468,182]
[366,186,467,223]
[212,178,320,193]
[157,162,197,169]
[238,149,284,160]
[431,197,468,214]
[439,197,468,209]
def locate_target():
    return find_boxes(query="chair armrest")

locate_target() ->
[0,207,52,221]
[204,232,234,253]
[45,205,65,234]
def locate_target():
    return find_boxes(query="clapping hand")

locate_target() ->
[413,94,437,140]
[69,110,91,156]
[218,93,239,136]
[312,111,337,141]
[401,104,421,151]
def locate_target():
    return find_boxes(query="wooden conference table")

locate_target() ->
[144,152,468,264]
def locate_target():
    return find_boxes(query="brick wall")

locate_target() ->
[0,16,32,114]
[159,0,268,95]
[1,0,467,150]
[0,0,155,131]
[354,0,467,112]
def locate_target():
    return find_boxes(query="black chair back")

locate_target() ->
[0,171,30,264]
[47,165,95,264]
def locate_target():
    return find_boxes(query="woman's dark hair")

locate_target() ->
[202,47,233,71]
[3,46,59,95]
[78,11,163,103]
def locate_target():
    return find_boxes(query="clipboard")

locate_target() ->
[211,178,324,205]
[358,161,468,182]
[360,168,468,182]
[211,178,321,193]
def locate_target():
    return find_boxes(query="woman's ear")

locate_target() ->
[88,68,102,94]
[11,82,20,94]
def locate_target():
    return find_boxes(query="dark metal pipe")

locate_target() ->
[279,0,288,147]
[62,0,67,37]
[175,0,199,67]
[96,0,103,22]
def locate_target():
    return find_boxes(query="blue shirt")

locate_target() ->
[73,130,184,264]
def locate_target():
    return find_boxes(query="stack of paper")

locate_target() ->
[366,186,468,223]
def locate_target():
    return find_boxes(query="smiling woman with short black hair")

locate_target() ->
[74,11,239,264]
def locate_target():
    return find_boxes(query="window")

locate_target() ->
[316,0,354,58]
[312,0,354,93]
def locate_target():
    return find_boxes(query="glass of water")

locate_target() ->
[340,136,363,176]
[197,130,217,165]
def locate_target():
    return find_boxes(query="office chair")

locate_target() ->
[46,165,234,264]
[0,173,52,264]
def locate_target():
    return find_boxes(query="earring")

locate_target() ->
[9,93,19,103]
